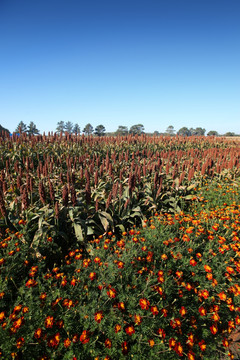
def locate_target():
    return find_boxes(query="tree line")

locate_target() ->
[3,121,238,137]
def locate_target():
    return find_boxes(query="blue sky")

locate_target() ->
[0,0,239,134]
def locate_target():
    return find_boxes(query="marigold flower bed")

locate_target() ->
[0,181,239,359]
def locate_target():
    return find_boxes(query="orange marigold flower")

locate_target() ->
[13,317,24,329]
[228,320,235,333]
[107,288,117,298]
[139,298,150,310]
[34,328,43,339]
[64,337,71,348]
[29,266,38,277]
[199,306,207,316]
[161,254,168,260]
[155,286,163,295]
[218,291,227,301]
[89,272,96,281]
[169,338,176,348]
[158,328,166,338]
[0,311,5,323]
[122,340,129,355]
[25,279,37,288]
[16,337,25,349]
[125,325,135,336]
[118,302,125,311]
[174,342,183,356]
[226,266,235,274]
[170,318,181,329]
[94,311,104,323]
[150,306,159,316]
[71,277,78,286]
[117,240,125,248]
[148,339,155,347]
[134,314,142,325]
[44,316,54,328]
[186,332,194,347]
[186,227,194,234]
[56,320,64,329]
[182,234,190,242]
[105,338,112,348]
[206,273,213,280]
[176,271,183,278]
[80,330,90,344]
[210,323,218,335]
[47,332,60,348]
[61,277,67,287]
[114,324,121,333]
[204,265,212,273]
[13,305,22,314]
[187,350,196,360]
[222,338,229,348]
[62,299,74,309]
[185,283,192,291]
[161,308,168,317]
[198,339,206,351]
[83,259,91,268]
[201,289,209,299]
[211,312,220,322]
[212,278,218,287]
[72,334,79,343]
[179,306,187,317]
[157,276,164,283]
[117,261,124,268]
[235,316,240,325]
[189,258,197,266]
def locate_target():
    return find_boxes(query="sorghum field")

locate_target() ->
[0,133,239,360]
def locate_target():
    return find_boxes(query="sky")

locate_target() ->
[0,0,239,135]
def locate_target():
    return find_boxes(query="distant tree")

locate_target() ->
[153,130,160,136]
[129,124,145,135]
[15,121,27,133]
[207,130,218,136]
[0,125,10,135]
[116,125,128,136]
[65,121,73,134]
[177,127,191,136]
[195,127,206,136]
[189,127,206,136]
[165,125,175,136]
[94,125,106,136]
[224,132,235,137]
[27,121,39,135]
[83,123,94,135]
[56,121,66,134]
[72,123,81,134]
